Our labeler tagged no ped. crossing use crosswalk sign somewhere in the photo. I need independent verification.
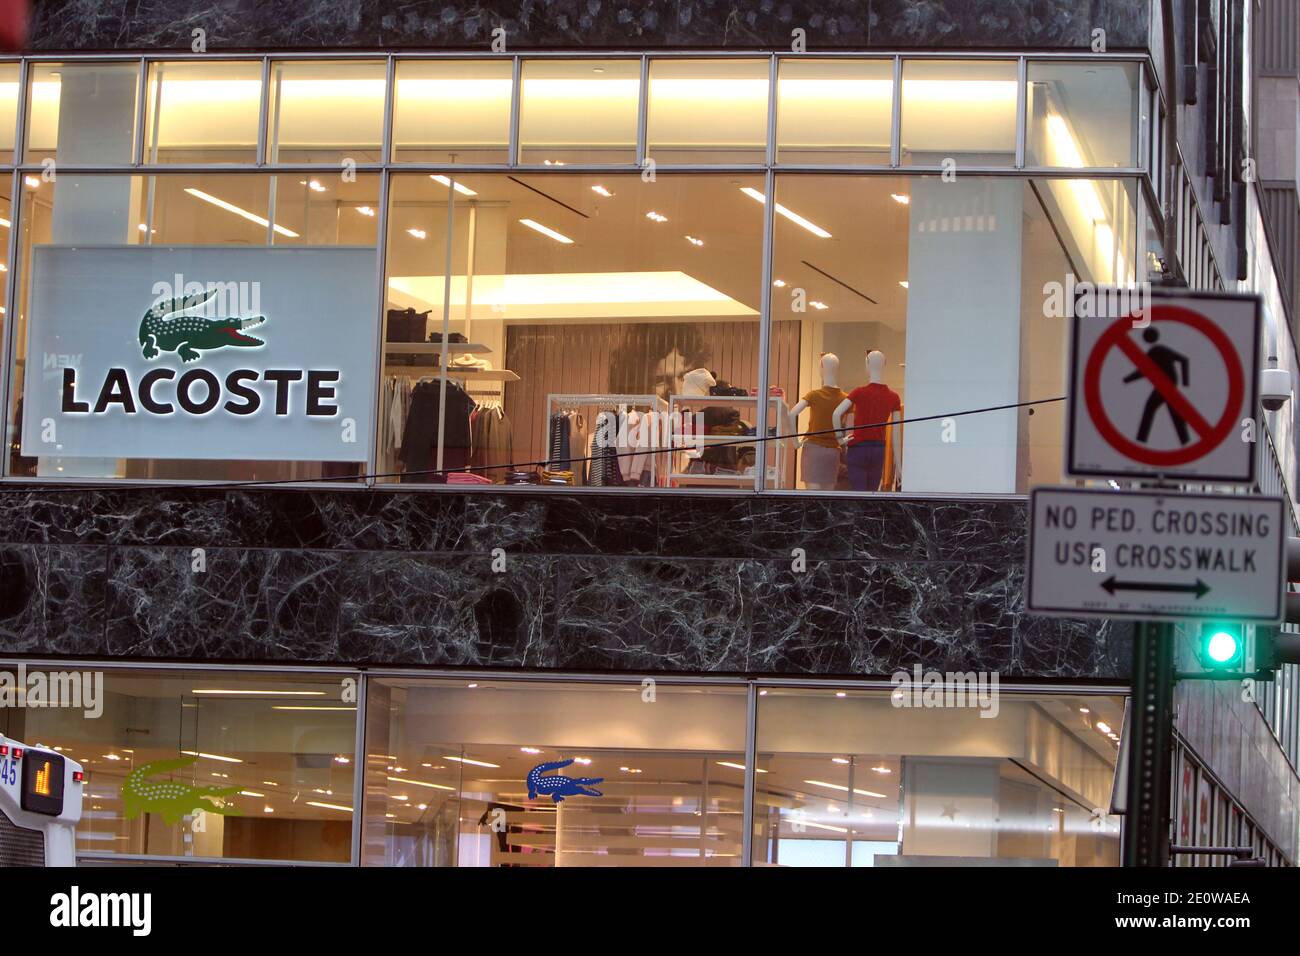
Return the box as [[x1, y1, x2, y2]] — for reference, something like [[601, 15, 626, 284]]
[[1065, 288, 1261, 484]]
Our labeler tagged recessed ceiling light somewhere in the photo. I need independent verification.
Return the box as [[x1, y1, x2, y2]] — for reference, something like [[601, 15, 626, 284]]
[[519, 218, 574, 244], [180, 750, 243, 764], [1079, 707, 1091, 714], [520, 747, 542, 754], [831, 757, 850, 764], [191, 689, 325, 696], [803, 779, 887, 799], [739, 187, 831, 238], [591, 185, 614, 197], [811, 301, 829, 311], [356, 206, 376, 217], [772, 279, 786, 288], [898, 281, 909, 289], [407, 228, 427, 240], [891, 193, 910, 205], [542, 159, 566, 166], [872, 766, 892, 774], [24, 176, 40, 188], [645, 211, 668, 223], [431, 174, 477, 196], [716, 761, 768, 773], [1096, 722, 1112, 734], [684, 235, 704, 246], [443, 755, 500, 768]]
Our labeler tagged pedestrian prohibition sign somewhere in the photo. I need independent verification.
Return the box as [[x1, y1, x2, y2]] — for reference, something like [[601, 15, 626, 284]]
[[1066, 289, 1261, 484]]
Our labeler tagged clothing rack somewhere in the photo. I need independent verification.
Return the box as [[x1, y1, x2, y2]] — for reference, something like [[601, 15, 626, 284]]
[[544, 393, 668, 487]]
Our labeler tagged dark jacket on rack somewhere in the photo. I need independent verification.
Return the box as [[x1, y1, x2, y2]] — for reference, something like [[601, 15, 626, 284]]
[[400, 380, 475, 480]]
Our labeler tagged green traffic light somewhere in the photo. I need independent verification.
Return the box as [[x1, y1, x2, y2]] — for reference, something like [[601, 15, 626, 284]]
[[1206, 630, 1240, 664]]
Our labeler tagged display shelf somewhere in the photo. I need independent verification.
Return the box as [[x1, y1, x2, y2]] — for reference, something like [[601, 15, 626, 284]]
[[384, 342, 492, 355], [666, 393, 792, 489]]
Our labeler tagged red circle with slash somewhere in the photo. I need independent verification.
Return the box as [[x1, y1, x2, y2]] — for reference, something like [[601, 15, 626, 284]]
[[1083, 304, 1244, 466]]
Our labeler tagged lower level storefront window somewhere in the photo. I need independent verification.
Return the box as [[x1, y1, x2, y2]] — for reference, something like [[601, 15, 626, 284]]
[[752, 688, 1124, 866], [0, 667, 357, 863]]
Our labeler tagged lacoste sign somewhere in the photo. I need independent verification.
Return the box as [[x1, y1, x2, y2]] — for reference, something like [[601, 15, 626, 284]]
[[22, 245, 378, 462]]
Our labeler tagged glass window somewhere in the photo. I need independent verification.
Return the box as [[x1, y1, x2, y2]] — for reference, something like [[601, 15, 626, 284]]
[[647, 58, 768, 164], [144, 60, 263, 164], [1026, 61, 1141, 169], [25, 61, 140, 165], [363, 678, 747, 866], [268, 60, 386, 164], [0, 61, 19, 164], [900, 59, 1017, 166], [4, 172, 381, 481], [392, 59, 512, 164], [379, 172, 766, 488], [776, 58, 893, 165], [519, 59, 639, 165], [0, 668, 357, 863], [752, 688, 1124, 866]]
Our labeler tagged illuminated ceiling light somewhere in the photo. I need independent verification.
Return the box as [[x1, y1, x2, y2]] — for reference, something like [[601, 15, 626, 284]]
[[890, 193, 911, 205], [645, 211, 668, 223], [542, 159, 566, 166], [810, 301, 829, 310], [442, 755, 500, 768], [192, 689, 325, 696], [591, 185, 614, 197], [180, 750, 244, 764], [466, 683, 478, 688], [898, 281, 909, 289], [518, 218, 574, 244], [334, 755, 350, 764], [803, 779, 887, 799], [270, 705, 357, 711], [1096, 722, 1112, 734], [1079, 707, 1091, 714], [431, 174, 477, 196], [23, 176, 40, 188], [716, 761, 768, 774], [297, 179, 326, 193], [356, 205, 376, 217], [184, 188, 300, 238], [305, 801, 354, 813], [872, 766, 892, 774], [758, 690, 768, 696], [238, 790, 265, 798], [407, 228, 427, 240], [387, 776, 455, 791], [684, 235, 704, 246], [263, 806, 275, 813], [137, 223, 148, 233], [834, 690, 847, 696], [572, 757, 592, 765], [772, 279, 786, 288], [831, 757, 850, 765], [261, 781, 278, 787], [0, 217, 9, 227], [793, 819, 849, 834], [520, 747, 542, 754], [739, 186, 832, 238], [103, 754, 122, 761]]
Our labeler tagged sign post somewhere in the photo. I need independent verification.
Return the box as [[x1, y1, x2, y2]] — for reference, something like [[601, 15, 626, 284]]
[[1029, 288, 1269, 867]]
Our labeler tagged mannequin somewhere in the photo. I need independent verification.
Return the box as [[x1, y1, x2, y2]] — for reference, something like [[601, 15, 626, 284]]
[[833, 350, 901, 492], [789, 353, 847, 491]]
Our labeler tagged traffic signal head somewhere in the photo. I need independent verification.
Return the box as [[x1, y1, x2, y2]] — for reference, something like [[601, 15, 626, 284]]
[[1198, 623, 1244, 670]]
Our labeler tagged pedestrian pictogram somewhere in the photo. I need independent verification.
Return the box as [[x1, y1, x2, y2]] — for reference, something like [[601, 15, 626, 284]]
[[1067, 289, 1261, 484]]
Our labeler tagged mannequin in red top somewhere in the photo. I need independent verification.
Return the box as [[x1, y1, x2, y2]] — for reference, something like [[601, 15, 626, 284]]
[[832, 350, 900, 492]]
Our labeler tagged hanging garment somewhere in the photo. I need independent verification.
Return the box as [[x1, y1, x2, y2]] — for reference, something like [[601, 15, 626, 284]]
[[618, 409, 654, 487], [470, 404, 514, 482], [400, 380, 475, 482], [587, 410, 622, 487]]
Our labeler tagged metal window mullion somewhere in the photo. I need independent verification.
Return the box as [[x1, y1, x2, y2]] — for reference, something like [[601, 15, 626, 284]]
[[741, 682, 759, 867], [1, 167, 20, 475], [257, 56, 271, 166], [349, 671, 368, 866], [132, 58, 148, 166], [890, 56, 903, 167], [1014, 56, 1027, 169], [753, 166, 776, 493], [365, 167, 392, 489], [381, 55, 396, 164], [11, 57, 27, 164], [765, 53, 777, 167], [508, 56, 522, 166], [636, 55, 649, 166]]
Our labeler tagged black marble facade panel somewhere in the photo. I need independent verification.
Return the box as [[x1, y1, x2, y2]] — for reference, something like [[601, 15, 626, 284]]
[[104, 546, 344, 661], [27, 0, 1150, 51], [553, 555, 751, 672], [0, 544, 106, 655], [0, 485, 1128, 680], [336, 551, 555, 667]]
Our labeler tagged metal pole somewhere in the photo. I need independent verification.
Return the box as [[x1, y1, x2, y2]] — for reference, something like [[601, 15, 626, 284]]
[[1123, 620, 1176, 866]]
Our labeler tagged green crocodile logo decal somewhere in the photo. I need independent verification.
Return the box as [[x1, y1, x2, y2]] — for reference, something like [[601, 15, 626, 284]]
[[122, 756, 241, 826], [139, 288, 266, 364]]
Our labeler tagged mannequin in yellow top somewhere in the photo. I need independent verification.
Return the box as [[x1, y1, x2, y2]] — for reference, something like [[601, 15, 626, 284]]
[[789, 353, 847, 491]]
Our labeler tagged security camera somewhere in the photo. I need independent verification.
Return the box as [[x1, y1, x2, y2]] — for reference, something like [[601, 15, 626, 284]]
[[1261, 367, 1292, 412]]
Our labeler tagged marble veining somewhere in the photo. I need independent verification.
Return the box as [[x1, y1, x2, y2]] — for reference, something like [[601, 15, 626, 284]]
[[27, 0, 1150, 51], [0, 484, 1130, 679]]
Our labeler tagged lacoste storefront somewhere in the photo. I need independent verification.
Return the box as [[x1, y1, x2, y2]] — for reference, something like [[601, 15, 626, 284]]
[[0, 664, 1127, 866]]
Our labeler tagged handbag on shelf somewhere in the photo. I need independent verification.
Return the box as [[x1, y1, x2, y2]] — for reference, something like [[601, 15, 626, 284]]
[[386, 307, 431, 343]]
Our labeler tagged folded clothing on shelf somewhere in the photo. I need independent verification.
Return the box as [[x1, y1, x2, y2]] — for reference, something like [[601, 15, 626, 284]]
[[429, 331, 468, 344], [506, 469, 540, 484], [447, 471, 492, 484]]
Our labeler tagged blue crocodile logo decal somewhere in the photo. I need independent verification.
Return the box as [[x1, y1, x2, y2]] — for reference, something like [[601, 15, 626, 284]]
[[526, 759, 604, 803]]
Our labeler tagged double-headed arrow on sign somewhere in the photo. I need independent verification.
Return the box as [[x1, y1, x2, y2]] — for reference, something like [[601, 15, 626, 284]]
[[1100, 576, 1211, 599]]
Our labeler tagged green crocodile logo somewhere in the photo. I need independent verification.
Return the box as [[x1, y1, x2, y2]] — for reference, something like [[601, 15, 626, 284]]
[[139, 288, 266, 364], [122, 756, 241, 826]]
